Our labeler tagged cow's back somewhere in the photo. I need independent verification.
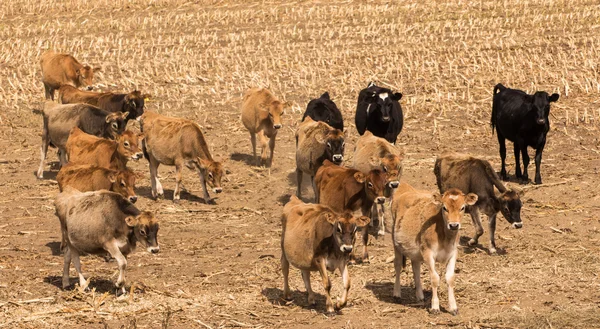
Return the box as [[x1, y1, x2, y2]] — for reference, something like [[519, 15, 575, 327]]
[[353, 131, 395, 172], [316, 164, 360, 213], [58, 85, 102, 105], [67, 129, 116, 168], [142, 113, 205, 164], [241, 88, 274, 132], [40, 51, 81, 88], [57, 164, 113, 192], [44, 102, 90, 149], [296, 119, 330, 174], [434, 153, 498, 202]]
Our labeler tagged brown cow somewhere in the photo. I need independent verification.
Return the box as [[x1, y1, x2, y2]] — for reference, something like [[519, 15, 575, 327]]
[[37, 102, 127, 179], [314, 160, 387, 262], [55, 188, 159, 294], [434, 152, 523, 254], [58, 85, 148, 122], [141, 111, 224, 203], [240, 88, 290, 166], [295, 117, 345, 199], [66, 127, 143, 170], [40, 50, 101, 100], [57, 164, 138, 202], [281, 195, 369, 313], [353, 130, 404, 237], [391, 183, 477, 315]]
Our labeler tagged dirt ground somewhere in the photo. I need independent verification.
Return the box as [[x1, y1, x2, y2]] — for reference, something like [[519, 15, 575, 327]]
[[1, 0, 600, 328]]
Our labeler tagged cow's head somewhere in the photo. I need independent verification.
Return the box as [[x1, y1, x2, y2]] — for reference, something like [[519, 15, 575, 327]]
[[369, 153, 403, 189], [109, 169, 138, 204], [124, 91, 149, 120], [532, 91, 559, 125], [434, 188, 478, 231], [354, 169, 387, 205], [126, 211, 160, 254], [189, 158, 224, 194], [267, 100, 290, 130], [77, 65, 101, 90], [116, 130, 144, 161], [322, 210, 370, 254], [364, 85, 402, 122], [316, 128, 345, 164], [498, 189, 523, 229], [105, 111, 128, 139]]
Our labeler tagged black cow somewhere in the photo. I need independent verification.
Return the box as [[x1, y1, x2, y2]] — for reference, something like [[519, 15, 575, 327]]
[[491, 83, 559, 184], [301, 92, 344, 131], [355, 82, 403, 144]]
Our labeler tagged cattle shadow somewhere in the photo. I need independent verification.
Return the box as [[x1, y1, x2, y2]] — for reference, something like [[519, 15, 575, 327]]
[[364, 281, 430, 310], [135, 186, 216, 204], [287, 171, 317, 201], [261, 287, 331, 313], [458, 236, 507, 255], [44, 275, 118, 294], [499, 172, 529, 185], [45, 242, 62, 256], [230, 152, 257, 166]]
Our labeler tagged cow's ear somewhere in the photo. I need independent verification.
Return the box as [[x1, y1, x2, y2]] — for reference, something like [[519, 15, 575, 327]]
[[198, 157, 211, 170], [369, 156, 380, 167], [432, 192, 442, 205], [315, 133, 327, 145], [355, 216, 371, 228], [353, 172, 366, 183], [392, 92, 403, 101], [125, 216, 137, 227], [321, 92, 330, 99], [367, 81, 375, 88], [465, 193, 478, 206], [75, 69, 81, 76], [107, 172, 117, 183], [121, 112, 129, 119], [137, 132, 145, 140], [323, 212, 337, 225], [549, 93, 559, 102], [93, 67, 102, 73]]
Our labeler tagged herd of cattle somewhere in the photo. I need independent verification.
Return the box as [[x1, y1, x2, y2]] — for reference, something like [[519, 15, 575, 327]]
[[35, 50, 560, 315]]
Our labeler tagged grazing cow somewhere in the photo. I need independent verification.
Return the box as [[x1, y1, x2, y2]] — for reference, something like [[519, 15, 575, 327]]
[[491, 83, 559, 184], [355, 82, 404, 144], [434, 152, 523, 254], [141, 111, 224, 203], [314, 160, 387, 262], [392, 183, 477, 315], [55, 188, 159, 294], [353, 130, 404, 236], [281, 195, 369, 313], [37, 101, 127, 179], [40, 50, 101, 100], [240, 88, 290, 166], [58, 85, 148, 122], [301, 92, 344, 130], [295, 117, 345, 199], [57, 164, 138, 202], [66, 127, 144, 171]]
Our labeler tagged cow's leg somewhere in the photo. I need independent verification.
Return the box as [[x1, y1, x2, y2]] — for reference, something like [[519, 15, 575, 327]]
[[534, 144, 545, 185], [257, 131, 268, 166], [316, 258, 334, 313], [336, 262, 350, 309], [268, 133, 277, 167], [105, 241, 127, 295], [497, 132, 508, 180], [412, 258, 424, 302], [70, 248, 88, 292], [311, 176, 319, 203], [445, 252, 458, 315], [296, 168, 303, 198], [44, 83, 53, 100], [37, 126, 49, 179], [488, 213, 498, 254], [513, 142, 522, 179], [301, 270, 316, 306], [520, 143, 530, 182], [467, 207, 484, 246], [361, 226, 369, 263], [393, 247, 403, 299], [377, 203, 385, 236], [196, 169, 212, 203], [148, 157, 163, 199], [58, 147, 68, 167], [249, 132, 257, 165], [281, 253, 291, 300], [62, 247, 72, 289], [424, 251, 440, 313], [173, 164, 182, 202]]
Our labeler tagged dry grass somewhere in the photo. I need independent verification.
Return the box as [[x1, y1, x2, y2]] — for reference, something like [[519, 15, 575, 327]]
[[0, 0, 599, 328]]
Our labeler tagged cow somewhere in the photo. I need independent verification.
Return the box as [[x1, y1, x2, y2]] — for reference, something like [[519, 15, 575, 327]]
[[66, 127, 144, 171], [140, 111, 224, 203], [55, 188, 159, 294], [40, 50, 101, 100], [57, 164, 138, 202], [355, 82, 404, 144], [434, 152, 523, 254], [391, 183, 477, 315], [240, 88, 290, 167], [314, 160, 387, 262], [295, 117, 345, 199], [491, 83, 559, 184], [301, 92, 344, 130], [58, 85, 148, 122], [37, 101, 127, 179], [353, 130, 404, 236], [281, 195, 369, 313]]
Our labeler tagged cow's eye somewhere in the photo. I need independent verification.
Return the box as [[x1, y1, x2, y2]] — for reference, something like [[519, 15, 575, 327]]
[[124, 141, 130, 147], [383, 166, 388, 172], [443, 206, 448, 212], [460, 206, 465, 211], [208, 172, 213, 179], [368, 182, 373, 189], [341, 142, 345, 148], [121, 181, 126, 187], [327, 142, 332, 148], [112, 122, 118, 129], [140, 229, 147, 236], [337, 224, 342, 233]]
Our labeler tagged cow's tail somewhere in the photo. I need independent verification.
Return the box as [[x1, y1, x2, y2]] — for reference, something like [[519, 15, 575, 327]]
[[483, 159, 507, 193], [491, 83, 506, 134]]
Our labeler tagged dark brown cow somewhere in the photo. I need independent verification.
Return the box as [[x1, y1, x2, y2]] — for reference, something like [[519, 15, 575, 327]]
[[40, 50, 101, 100], [314, 160, 387, 262]]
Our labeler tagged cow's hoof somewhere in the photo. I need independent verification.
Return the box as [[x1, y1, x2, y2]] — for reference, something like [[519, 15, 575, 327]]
[[535, 178, 542, 185], [282, 293, 292, 301], [429, 308, 441, 315], [206, 199, 217, 205], [392, 296, 402, 303], [377, 230, 385, 237], [449, 309, 459, 316], [489, 247, 497, 255], [335, 300, 346, 309], [468, 239, 478, 246]]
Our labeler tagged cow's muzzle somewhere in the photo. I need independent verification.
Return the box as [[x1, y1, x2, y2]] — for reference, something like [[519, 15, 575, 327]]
[[129, 196, 138, 203], [536, 118, 545, 125], [273, 124, 282, 129], [86, 86, 94, 91], [448, 223, 461, 230], [513, 222, 523, 229], [213, 187, 223, 193], [148, 246, 160, 254], [132, 152, 143, 161], [332, 154, 343, 163], [389, 181, 399, 189], [382, 116, 391, 122], [376, 197, 386, 204], [340, 244, 353, 253]]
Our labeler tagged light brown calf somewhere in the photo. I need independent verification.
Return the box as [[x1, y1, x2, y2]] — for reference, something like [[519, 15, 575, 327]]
[[40, 50, 101, 100], [66, 127, 143, 170], [391, 183, 477, 315], [281, 195, 369, 313], [141, 111, 224, 203], [57, 164, 138, 202], [240, 88, 290, 166]]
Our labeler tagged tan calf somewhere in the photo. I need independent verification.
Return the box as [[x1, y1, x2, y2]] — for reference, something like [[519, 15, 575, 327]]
[[240, 88, 290, 166], [281, 195, 369, 313], [40, 50, 101, 100], [57, 164, 138, 202], [66, 127, 143, 170], [141, 111, 224, 203], [391, 183, 477, 315]]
